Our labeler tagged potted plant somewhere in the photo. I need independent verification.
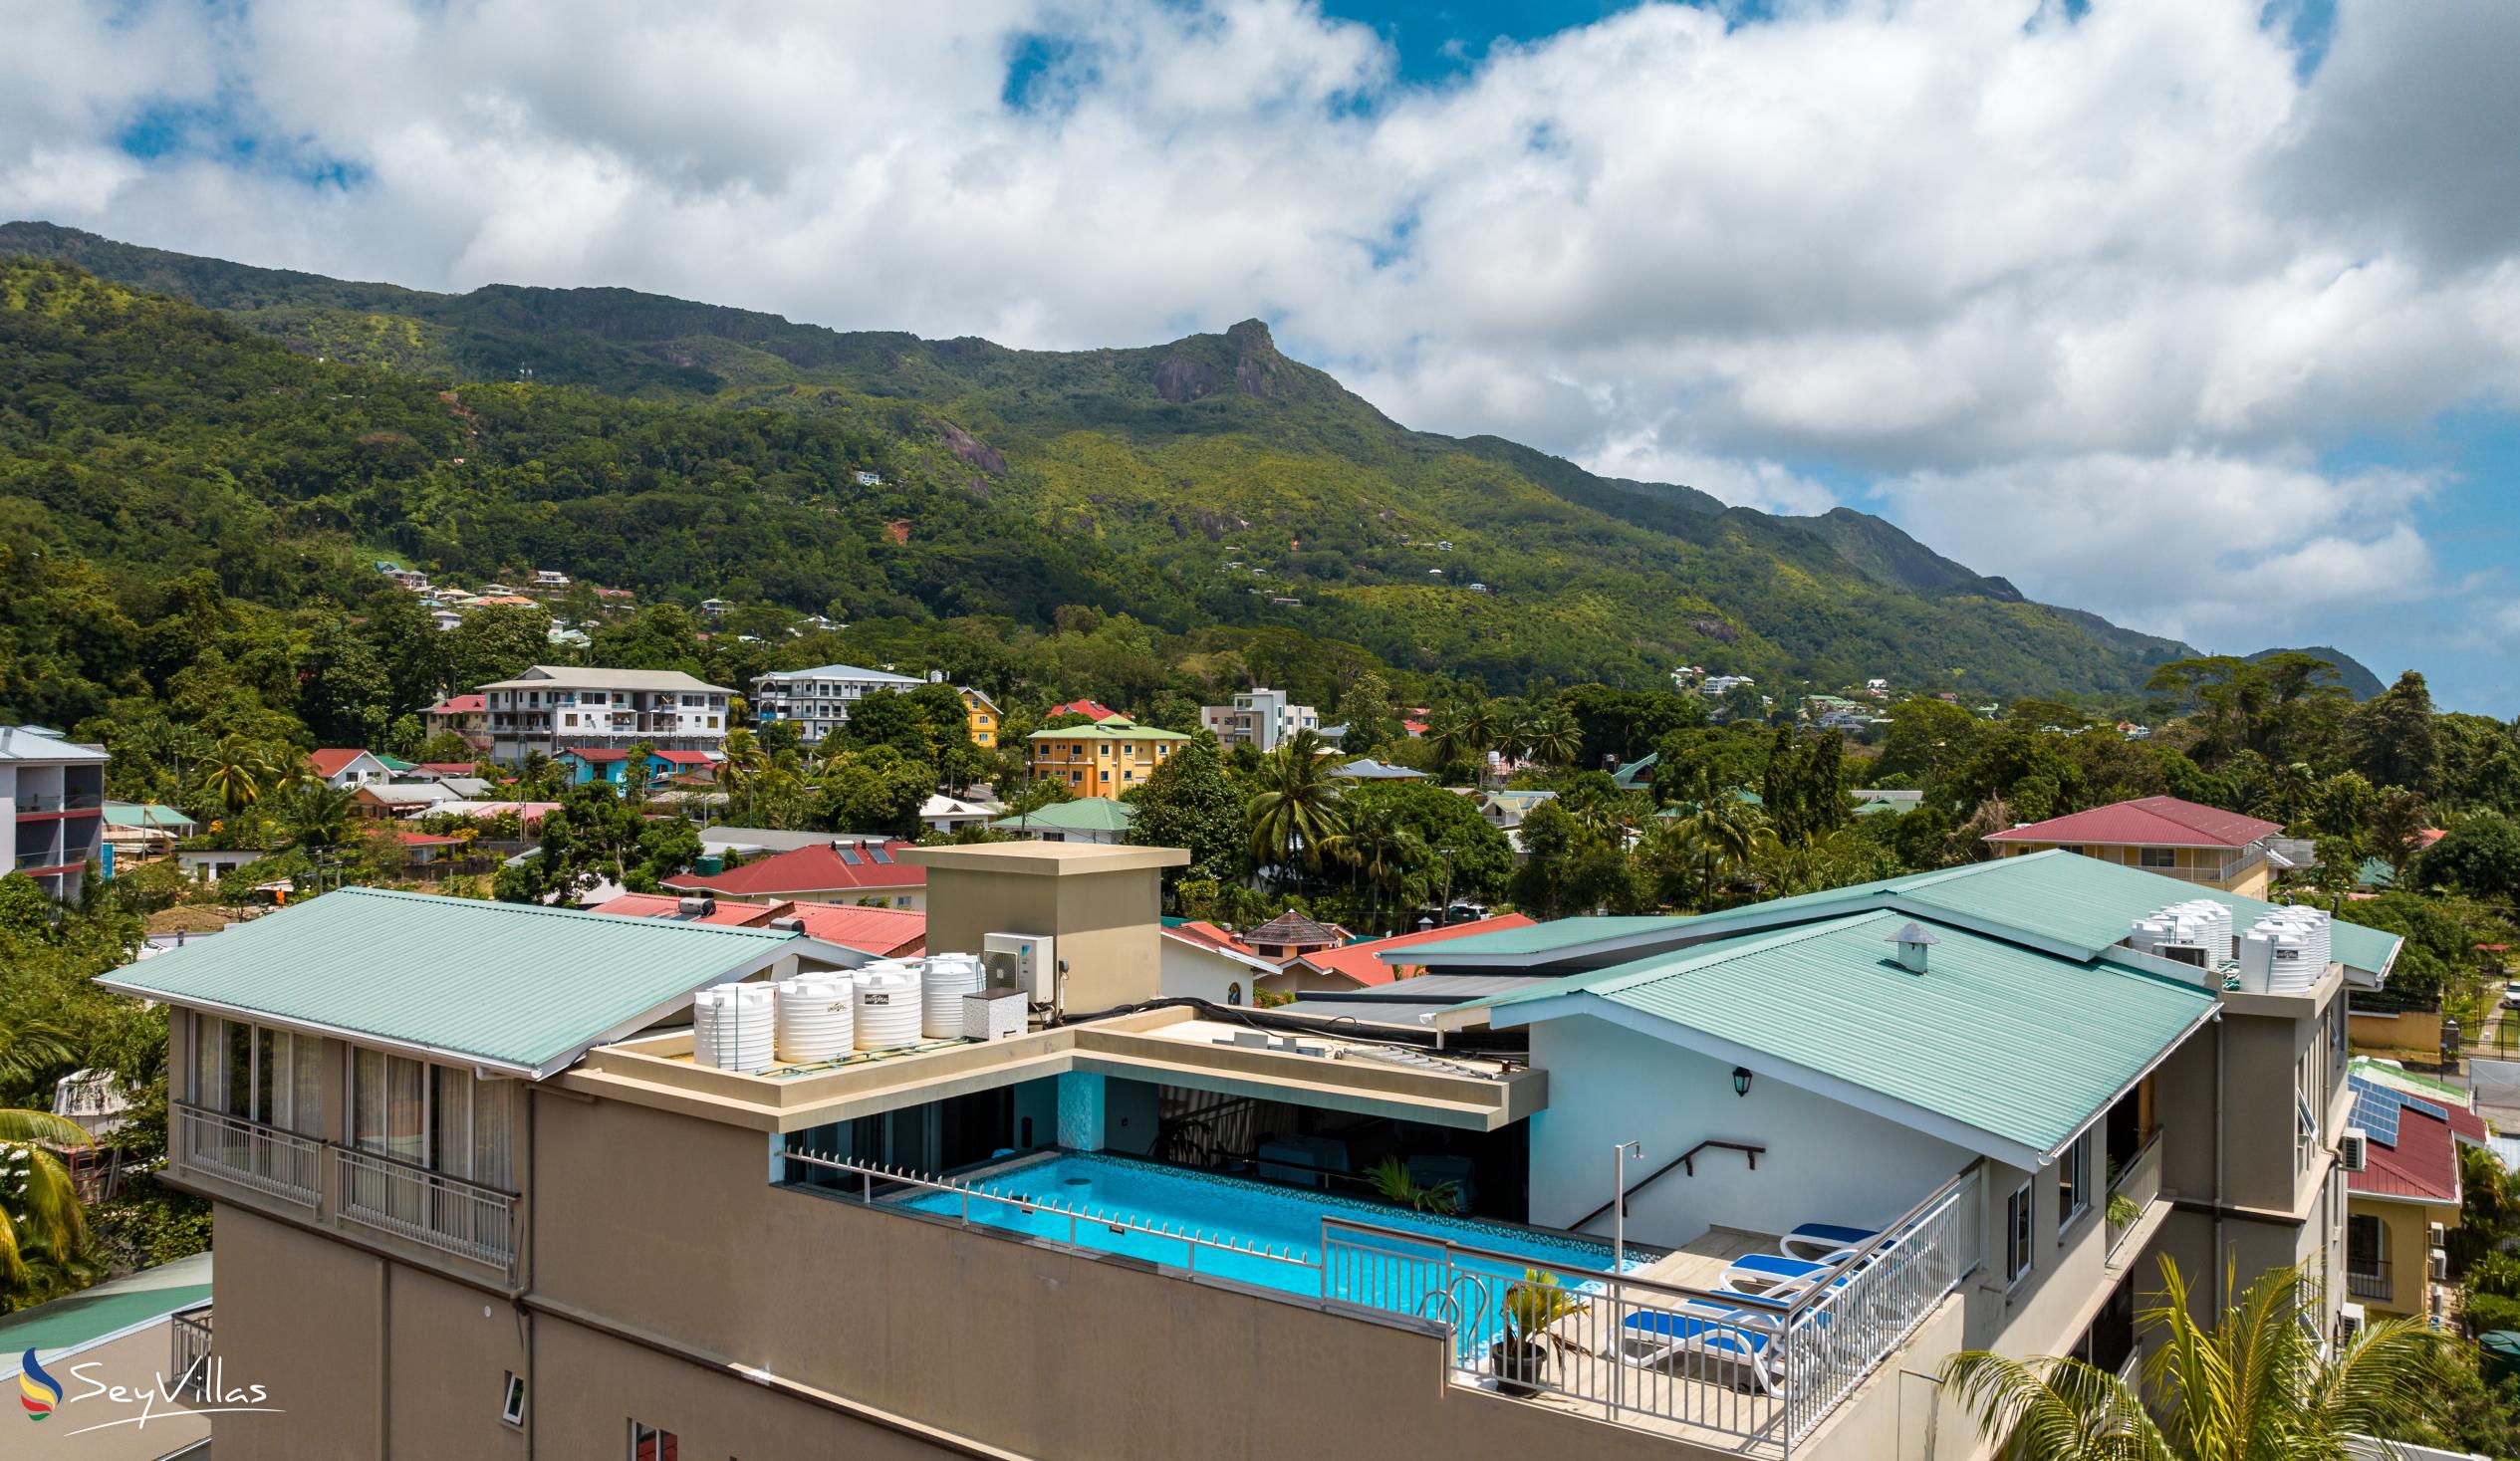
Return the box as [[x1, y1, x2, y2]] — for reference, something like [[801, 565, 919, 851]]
[[1490, 1270, 1589, 1395], [1364, 1157, 1461, 1215]]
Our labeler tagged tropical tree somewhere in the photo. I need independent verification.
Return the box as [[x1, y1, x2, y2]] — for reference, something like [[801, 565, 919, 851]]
[[1942, 1258, 2456, 1461], [1339, 796, 1427, 932], [1246, 729, 1349, 884], [193, 735, 276, 816], [270, 778, 358, 863], [1524, 704, 1582, 770], [0, 1106, 93, 1295]]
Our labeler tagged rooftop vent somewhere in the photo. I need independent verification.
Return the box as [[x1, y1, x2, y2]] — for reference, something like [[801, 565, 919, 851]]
[[1887, 921, 1939, 973]]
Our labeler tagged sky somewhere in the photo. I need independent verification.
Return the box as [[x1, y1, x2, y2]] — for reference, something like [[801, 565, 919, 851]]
[[6, 1, 2517, 713]]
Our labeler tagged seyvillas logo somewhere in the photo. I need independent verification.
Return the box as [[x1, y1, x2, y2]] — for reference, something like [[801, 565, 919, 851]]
[[19, 1348, 62, 1420]]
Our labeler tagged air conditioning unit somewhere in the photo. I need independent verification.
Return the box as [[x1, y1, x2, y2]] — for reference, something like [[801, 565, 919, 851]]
[[2336, 1302, 2365, 1342], [981, 931, 1057, 1002], [2337, 1127, 2368, 1173], [2430, 1248, 2449, 1283], [2429, 1221, 2448, 1248]]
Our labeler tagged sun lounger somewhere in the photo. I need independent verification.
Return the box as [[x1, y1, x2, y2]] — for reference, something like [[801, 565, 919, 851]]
[[1780, 1222, 1880, 1263], [1618, 1305, 1784, 1395]]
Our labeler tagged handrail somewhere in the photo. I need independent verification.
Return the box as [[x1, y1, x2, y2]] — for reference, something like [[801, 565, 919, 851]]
[[1780, 1159, 1979, 1326], [780, 1148, 1317, 1272], [1568, 1139, 1766, 1233]]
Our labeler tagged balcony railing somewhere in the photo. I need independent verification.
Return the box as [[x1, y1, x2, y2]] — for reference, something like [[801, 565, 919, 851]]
[[169, 1306, 213, 1401], [14, 792, 105, 815], [174, 1102, 323, 1208], [338, 1145, 518, 1272], [2347, 1260, 2391, 1304], [173, 1101, 517, 1277], [2107, 1128, 2165, 1261]]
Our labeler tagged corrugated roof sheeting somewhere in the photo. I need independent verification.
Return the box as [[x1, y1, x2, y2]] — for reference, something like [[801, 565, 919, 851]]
[[1492, 909, 2216, 1156], [101, 886, 793, 1073]]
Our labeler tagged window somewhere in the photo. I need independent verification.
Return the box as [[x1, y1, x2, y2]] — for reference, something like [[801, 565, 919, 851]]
[[501, 1372, 526, 1426], [349, 1051, 513, 1185], [191, 1016, 322, 1132], [629, 1419, 677, 1460], [2005, 1179, 2035, 1284], [2140, 847, 2176, 868], [2058, 1138, 2088, 1233], [2058, 845, 2083, 856]]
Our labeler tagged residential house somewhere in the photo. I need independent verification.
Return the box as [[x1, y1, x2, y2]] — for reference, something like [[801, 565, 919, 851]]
[[556, 747, 631, 786], [663, 837, 928, 909], [1331, 758, 1425, 781], [533, 570, 571, 589], [750, 663, 924, 746], [919, 794, 998, 836], [1243, 909, 1346, 966], [1476, 789, 1556, 832], [1, 723, 109, 900], [1155, 919, 1278, 1006], [107, 841, 2389, 1461], [1700, 674, 1755, 697], [350, 782, 464, 819], [698, 599, 731, 615], [1984, 795, 2284, 898], [588, 891, 927, 960], [2343, 1059, 2488, 1326], [1029, 719, 1188, 795], [477, 666, 733, 764], [989, 797, 1134, 845], [1046, 698, 1124, 723], [1276, 914, 1539, 994], [1200, 688, 1321, 752], [308, 749, 392, 791], [103, 801, 197, 866], [958, 686, 1001, 749], [1609, 753, 1656, 793]]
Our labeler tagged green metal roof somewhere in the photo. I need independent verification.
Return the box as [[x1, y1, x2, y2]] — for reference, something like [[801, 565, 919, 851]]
[[103, 801, 197, 831], [98, 887, 800, 1077], [1485, 909, 2216, 1159], [1026, 719, 1189, 742], [991, 797, 1136, 833], [1422, 850, 2401, 979], [0, 1252, 211, 1359]]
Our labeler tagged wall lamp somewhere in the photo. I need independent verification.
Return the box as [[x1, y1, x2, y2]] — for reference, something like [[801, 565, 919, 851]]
[[1732, 1067, 1754, 1098]]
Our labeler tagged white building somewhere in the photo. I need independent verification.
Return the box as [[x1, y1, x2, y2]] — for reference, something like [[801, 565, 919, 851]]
[[476, 666, 734, 764], [751, 663, 925, 745], [533, 570, 571, 588], [0, 724, 109, 900], [1198, 688, 1320, 753], [1702, 674, 1756, 697]]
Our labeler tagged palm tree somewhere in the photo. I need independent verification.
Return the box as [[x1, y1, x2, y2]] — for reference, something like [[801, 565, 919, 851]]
[[1943, 1258, 2455, 1461], [0, 1106, 93, 1293], [194, 736, 276, 817], [1524, 704, 1582, 770], [1340, 798, 1427, 932], [720, 727, 767, 822], [1420, 703, 1473, 775], [1246, 729, 1349, 885], [272, 779, 358, 860]]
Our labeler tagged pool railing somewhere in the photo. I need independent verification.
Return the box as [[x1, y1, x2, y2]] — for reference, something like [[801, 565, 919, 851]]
[[779, 1148, 1319, 1278]]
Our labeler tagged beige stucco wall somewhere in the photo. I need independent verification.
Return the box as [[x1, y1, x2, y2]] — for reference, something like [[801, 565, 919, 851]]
[[917, 858, 1169, 1015], [2351, 1195, 2455, 1321]]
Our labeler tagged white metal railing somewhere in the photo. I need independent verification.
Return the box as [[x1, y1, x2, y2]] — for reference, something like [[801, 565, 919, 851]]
[[336, 1146, 517, 1274], [169, 1306, 213, 1402], [779, 1150, 1318, 1279], [174, 1102, 323, 1208], [1781, 1164, 1981, 1444], [2107, 1129, 2165, 1260]]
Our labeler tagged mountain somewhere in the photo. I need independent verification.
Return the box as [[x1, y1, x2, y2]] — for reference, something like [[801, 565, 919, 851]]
[[0, 221, 2197, 697], [2247, 646, 2386, 700]]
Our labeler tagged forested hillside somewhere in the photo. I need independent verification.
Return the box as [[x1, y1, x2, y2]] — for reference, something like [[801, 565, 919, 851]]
[[0, 221, 2196, 702]]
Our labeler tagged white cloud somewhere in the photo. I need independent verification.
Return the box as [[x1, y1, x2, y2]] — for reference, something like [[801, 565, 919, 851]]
[[3, 0, 2517, 702]]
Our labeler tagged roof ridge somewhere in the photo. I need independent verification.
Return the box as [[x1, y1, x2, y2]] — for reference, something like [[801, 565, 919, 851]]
[[336, 885, 792, 938], [1584, 909, 1898, 997]]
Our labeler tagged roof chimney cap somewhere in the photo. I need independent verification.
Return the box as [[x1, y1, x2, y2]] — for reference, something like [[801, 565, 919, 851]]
[[1887, 921, 1938, 972]]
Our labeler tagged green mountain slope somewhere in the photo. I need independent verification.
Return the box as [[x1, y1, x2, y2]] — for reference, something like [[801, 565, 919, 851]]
[[2248, 646, 2385, 700], [0, 221, 2196, 696]]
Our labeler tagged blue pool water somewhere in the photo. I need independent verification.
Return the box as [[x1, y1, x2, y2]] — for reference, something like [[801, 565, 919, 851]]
[[891, 1151, 1633, 1342]]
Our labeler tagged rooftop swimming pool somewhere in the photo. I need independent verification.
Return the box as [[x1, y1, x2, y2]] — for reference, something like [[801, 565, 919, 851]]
[[890, 1151, 1638, 1341]]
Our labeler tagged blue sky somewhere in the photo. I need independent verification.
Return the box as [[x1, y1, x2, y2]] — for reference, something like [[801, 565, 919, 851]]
[[8, 0, 2516, 714]]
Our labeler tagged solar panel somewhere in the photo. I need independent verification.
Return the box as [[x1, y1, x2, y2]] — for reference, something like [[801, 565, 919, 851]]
[[837, 848, 861, 865], [868, 845, 892, 864], [2343, 1074, 2447, 1148]]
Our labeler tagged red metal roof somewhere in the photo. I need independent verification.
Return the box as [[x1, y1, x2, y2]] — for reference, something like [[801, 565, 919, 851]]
[[561, 747, 630, 763], [663, 841, 926, 897], [416, 762, 481, 775], [309, 748, 378, 777], [1982, 796, 2282, 850], [651, 749, 718, 766], [586, 892, 925, 956], [425, 694, 486, 715], [386, 829, 463, 848], [1294, 915, 1539, 988], [1048, 699, 1122, 722], [2349, 1078, 2489, 1204], [1166, 920, 1260, 957], [587, 892, 768, 927]]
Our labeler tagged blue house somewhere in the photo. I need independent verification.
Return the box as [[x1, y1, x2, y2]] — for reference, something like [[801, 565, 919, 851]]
[[556, 747, 630, 786]]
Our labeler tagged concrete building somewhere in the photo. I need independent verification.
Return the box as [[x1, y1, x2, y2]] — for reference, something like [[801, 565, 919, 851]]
[[1984, 796, 2285, 899], [750, 663, 923, 745], [1029, 718, 1188, 795], [422, 693, 491, 753], [477, 667, 733, 764], [958, 686, 1001, 749], [1200, 687, 1320, 753], [2, 723, 109, 899], [98, 845, 2392, 1461]]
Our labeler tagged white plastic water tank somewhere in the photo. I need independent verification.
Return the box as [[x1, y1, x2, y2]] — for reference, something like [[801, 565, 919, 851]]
[[774, 974, 857, 1062], [855, 967, 924, 1050], [921, 953, 986, 1038], [692, 982, 775, 1073]]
